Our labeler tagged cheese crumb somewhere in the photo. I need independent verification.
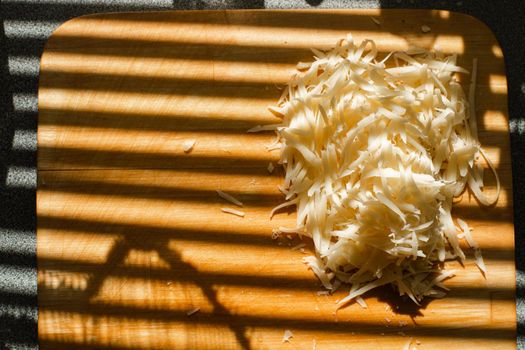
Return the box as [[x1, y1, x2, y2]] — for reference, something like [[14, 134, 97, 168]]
[[182, 139, 196, 153]]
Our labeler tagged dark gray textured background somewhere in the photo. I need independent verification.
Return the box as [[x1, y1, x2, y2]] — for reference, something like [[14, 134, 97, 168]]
[[0, 0, 523, 349]]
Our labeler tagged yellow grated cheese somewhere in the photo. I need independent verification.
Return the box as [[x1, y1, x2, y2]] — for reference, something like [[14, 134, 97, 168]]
[[263, 34, 499, 308]]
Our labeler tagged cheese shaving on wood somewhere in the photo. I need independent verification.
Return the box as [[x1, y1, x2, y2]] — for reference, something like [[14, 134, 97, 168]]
[[216, 190, 243, 207], [356, 296, 368, 309], [421, 25, 431, 33], [282, 329, 293, 342], [186, 307, 200, 316], [267, 34, 499, 308], [292, 243, 307, 251], [221, 207, 245, 217]]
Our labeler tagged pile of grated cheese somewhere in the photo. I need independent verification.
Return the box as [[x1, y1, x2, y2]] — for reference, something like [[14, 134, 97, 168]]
[[267, 34, 499, 307]]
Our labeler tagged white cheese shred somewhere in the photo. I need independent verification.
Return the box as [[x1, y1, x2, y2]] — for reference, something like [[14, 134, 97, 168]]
[[216, 190, 243, 207], [291, 243, 307, 251], [186, 307, 200, 316], [356, 296, 368, 309], [267, 34, 499, 308], [282, 329, 293, 343], [221, 207, 245, 217], [403, 337, 413, 350]]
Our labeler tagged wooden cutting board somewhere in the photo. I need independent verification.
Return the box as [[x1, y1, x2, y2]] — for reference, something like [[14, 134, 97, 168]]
[[37, 9, 515, 350]]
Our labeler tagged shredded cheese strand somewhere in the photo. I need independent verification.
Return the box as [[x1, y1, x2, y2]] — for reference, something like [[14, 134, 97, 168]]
[[216, 190, 243, 207], [220, 207, 245, 217]]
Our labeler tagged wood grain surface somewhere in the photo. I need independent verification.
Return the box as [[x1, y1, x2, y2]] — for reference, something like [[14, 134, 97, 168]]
[[37, 9, 515, 350]]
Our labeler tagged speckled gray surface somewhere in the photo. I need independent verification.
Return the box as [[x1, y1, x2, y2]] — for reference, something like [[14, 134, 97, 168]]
[[0, 0, 523, 349]]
